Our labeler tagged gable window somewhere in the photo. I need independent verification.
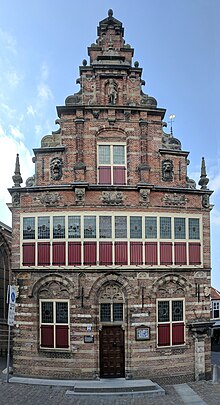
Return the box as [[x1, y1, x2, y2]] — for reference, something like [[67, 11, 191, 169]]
[[40, 300, 69, 349], [98, 144, 126, 185], [157, 299, 185, 347], [212, 302, 220, 319]]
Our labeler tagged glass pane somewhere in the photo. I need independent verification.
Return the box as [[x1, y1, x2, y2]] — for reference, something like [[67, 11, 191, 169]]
[[99, 145, 110, 164], [158, 301, 170, 322], [84, 216, 96, 238], [113, 303, 123, 321], [130, 217, 142, 238], [23, 217, 35, 239], [172, 301, 183, 321], [115, 216, 127, 238], [113, 145, 125, 164], [145, 217, 157, 239], [100, 303, 111, 322], [160, 217, 171, 239], [174, 218, 186, 239], [56, 302, 68, 323], [99, 216, 112, 238], [38, 217, 50, 239], [53, 216, 65, 239], [189, 218, 200, 239], [68, 216, 81, 238], [41, 302, 53, 323]]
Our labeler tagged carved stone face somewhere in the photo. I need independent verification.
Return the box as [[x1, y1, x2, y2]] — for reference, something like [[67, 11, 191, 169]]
[[162, 159, 173, 182], [50, 157, 63, 180]]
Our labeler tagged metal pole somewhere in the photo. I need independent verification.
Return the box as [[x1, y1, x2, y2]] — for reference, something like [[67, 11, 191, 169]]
[[212, 364, 218, 384], [6, 325, 11, 383]]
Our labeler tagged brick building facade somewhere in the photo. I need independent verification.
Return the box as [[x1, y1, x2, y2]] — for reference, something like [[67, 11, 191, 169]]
[[8, 10, 213, 383], [0, 221, 11, 355]]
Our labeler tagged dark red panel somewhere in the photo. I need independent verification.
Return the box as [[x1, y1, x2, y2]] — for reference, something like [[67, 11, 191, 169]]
[[113, 166, 126, 185], [160, 242, 173, 265], [130, 242, 143, 265], [172, 323, 184, 345], [22, 243, 35, 266], [56, 325, 69, 348], [68, 242, 81, 265], [98, 166, 111, 184], [41, 325, 54, 348], [115, 242, 128, 265], [189, 243, 201, 264], [174, 243, 187, 265], [99, 242, 113, 265], [84, 242, 97, 265], [52, 242, 66, 266], [158, 324, 170, 346], [38, 242, 50, 266], [145, 242, 158, 265]]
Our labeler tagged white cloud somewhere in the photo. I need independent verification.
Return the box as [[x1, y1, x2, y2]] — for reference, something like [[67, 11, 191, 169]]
[[0, 131, 33, 227], [27, 104, 36, 117], [0, 28, 17, 54], [35, 124, 42, 135], [9, 125, 24, 140], [6, 69, 21, 88], [37, 83, 53, 101]]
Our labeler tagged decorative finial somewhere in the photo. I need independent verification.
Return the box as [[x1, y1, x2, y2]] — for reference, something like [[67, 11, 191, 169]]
[[12, 153, 23, 187], [134, 61, 139, 68], [82, 59, 87, 66], [198, 157, 209, 189], [169, 114, 175, 137], [108, 9, 113, 17]]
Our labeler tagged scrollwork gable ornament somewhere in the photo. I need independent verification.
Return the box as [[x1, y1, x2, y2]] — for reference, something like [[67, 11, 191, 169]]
[[39, 192, 60, 206], [101, 191, 124, 205], [163, 193, 188, 206]]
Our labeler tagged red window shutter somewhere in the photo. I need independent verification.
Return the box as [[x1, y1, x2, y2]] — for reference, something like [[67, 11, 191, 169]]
[[98, 166, 111, 184], [113, 166, 126, 185], [84, 242, 97, 265], [158, 324, 170, 346], [174, 243, 187, 265], [130, 242, 143, 265], [172, 323, 184, 345], [68, 242, 81, 265], [23, 243, 35, 266], [38, 242, 50, 266], [99, 242, 113, 265], [41, 325, 54, 348], [145, 242, 158, 265], [56, 325, 69, 348], [52, 242, 66, 266], [189, 243, 201, 264], [115, 242, 128, 265], [160, 242, 173, 265]]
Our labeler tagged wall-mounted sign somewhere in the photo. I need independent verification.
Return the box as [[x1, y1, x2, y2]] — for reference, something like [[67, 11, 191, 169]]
[[135, 326, 150, 341], [84, 335, 94, 343]]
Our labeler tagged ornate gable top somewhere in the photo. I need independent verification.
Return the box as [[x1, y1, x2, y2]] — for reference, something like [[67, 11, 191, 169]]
[[97, 9, 124, 36]]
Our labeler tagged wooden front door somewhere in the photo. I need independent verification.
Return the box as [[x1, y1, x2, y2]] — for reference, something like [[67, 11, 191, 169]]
[[100, 326, 125, 378]]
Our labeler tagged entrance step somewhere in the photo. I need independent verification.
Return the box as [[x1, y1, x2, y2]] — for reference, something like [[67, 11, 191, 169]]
[[66, 378, 165, 397]]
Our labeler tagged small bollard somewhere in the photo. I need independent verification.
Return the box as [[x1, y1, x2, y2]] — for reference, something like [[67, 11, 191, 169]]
[[212, 364, 218, 384]]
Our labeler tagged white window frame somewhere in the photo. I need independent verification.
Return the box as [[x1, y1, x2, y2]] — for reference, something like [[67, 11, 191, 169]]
[[97, 142, 127, 185], [212, 301, 220, 319], [157, 298, 185, 348], [39, 299, 70, 350]]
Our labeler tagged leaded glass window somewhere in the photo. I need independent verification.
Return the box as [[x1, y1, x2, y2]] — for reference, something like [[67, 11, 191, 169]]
[[23, 217, 35, 239], [160, 217, 171, 239], [172, 301, 183, 321], [41, 302, 53, 323], [84, 216, 96, 238], [68, 216, 81, 238], [158, 301, 170, 322], [113, 303, 123, 321], [99, 145, 110, 164], [130, 216, 142, 238], [53, 216, 65, 239], [38, 217, 50, 239], [115, 216, 127, 238], [100, 303, 111, 322], [99, 216, 112, 238], [174, 218, 186, 239], [56, 302, 68, 323], [113, 145, 125, 164], [145, 217, 157, 239], [189, 218, 200, 239]]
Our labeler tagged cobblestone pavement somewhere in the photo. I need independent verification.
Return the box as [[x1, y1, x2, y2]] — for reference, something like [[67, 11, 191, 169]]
[[0, 380, 220, 405]]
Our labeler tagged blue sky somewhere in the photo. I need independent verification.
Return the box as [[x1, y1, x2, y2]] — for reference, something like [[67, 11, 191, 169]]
[[0, 0, 219, 288]]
